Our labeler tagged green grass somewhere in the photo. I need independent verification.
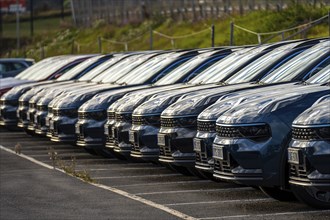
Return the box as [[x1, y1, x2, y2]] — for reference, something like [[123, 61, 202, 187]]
[[2, 4, 329, 60]]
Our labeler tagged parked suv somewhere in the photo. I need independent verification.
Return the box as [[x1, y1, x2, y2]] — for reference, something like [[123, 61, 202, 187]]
[[75, 48, 232, 155], [128, 40, 324, 175], [288, 96, 330, 209], [212, 66, 329, 201], [48, 50, 199, 143], [0, 55, 94, 129]]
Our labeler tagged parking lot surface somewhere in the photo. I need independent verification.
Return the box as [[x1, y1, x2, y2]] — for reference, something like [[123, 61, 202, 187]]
[[1, 131, 330, 220]]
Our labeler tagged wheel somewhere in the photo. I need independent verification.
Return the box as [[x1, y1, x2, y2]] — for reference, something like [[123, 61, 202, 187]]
[[291, 185, 330, 209], [260, 186, 297, 201]]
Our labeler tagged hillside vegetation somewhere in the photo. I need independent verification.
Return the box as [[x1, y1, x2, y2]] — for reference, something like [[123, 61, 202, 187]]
[[2, 4, 329, 60]]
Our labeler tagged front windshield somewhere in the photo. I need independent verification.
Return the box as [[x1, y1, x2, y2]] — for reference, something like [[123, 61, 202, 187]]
[[100, 54, 159, 83], [188, 47, 265, 85], [57, 55, 103, 81], [260, 42, 330, 84], [225, 44, 302, 84], [154, 51, 220, 85], [307, 64, 330, 84], [78, 55, 124, 81], [115, 53, 179, 85], [90, 54, 144, 83], [16, 57, 62, 80]]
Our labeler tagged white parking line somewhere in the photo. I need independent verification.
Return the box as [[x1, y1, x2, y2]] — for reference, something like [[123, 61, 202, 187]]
[[75, 167, 167, 172], [135, 187, 249, 196], [114, 180, 211, 187], [198, 210, 330, 220], [94, 173, 182, 179], [164, 198, 271, 206], [0, 145, 197, 220]]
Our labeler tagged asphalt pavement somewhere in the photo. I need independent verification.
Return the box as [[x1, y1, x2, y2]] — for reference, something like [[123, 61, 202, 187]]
[[1, 130, 330, 220]]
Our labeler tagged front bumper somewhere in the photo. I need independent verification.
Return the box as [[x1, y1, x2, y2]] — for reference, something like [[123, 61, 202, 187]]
[[0, 105, 18, 127], [212, 137, 278, 187], [289, 140, 330, 191], [194, 134, 216, 173], [34, 110, 49, 135], [129, 125, 160, 161], [157, 127, 197, 167], [75, 119, 106, 147], [112, 122, 133, 156], [26, 109, 37, 131], [49, 116, 77, 143]]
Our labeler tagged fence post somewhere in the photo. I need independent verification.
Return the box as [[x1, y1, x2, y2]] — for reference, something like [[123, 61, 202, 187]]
[[40, 45, 45, 59], [98, 36, 102, 53], [211, 24, 215, 47], [149, 26, 153, 50], [328, 10, 330, 37], [230, 21, 234, 46], [71, 40, 75, 54]]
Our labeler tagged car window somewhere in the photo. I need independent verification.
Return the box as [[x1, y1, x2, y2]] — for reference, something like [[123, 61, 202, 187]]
[[260, 42, 329, 84]]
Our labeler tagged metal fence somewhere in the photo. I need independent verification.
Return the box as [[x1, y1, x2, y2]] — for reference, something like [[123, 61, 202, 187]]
[[71, 0, 330, 26]]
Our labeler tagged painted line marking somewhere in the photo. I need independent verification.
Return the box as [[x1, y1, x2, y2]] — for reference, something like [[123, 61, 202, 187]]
[[135, 187, 249, 196], [94, 173, 182, 179], [198, 210, 330, 220], [75, 167, 167, 172], [0, 145, 196, 220], [164, 198, 271, 206], [114, 180, 211, 188]]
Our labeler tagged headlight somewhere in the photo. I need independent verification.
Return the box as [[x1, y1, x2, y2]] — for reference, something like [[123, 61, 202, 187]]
[[1, 99, 18, 106], [115, 113, 132, 122], [19, 101, 29, 107], [132, 115, 160, 126], [89, 111, 107, 121], [317, 126, 330, 140], [37, 105, 48, 111], [61, 109, 78, 118], [216, 123, 271, 142], [161, 116, 197, 128]]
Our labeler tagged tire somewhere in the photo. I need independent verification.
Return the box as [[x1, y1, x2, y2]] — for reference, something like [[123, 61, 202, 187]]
[[291, 185, 330, 209], [260, 186, 297, 201]]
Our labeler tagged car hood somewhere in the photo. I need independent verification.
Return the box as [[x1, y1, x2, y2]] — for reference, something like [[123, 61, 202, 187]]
[[132, 83, 224, 116], [198, 83, 299, 121], [160, 83, 259, 117], [293, 96, 330, 126], [0, 77, 35, 90], [64, 85, 150, 110], [216, 85, 330, 124]]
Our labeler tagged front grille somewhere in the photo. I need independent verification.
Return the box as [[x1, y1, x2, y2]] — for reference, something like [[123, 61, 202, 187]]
[[213, 151, 238, 175], [159, 145, 172, 157], [107, 111, 115, 120], [29, 103, 36, 109], [19, 101, 28, 107], [195, 151, 208, 164], [78, 112, 86, 120], [37, 105, 47, 111], [216, 126, 240, 138], [115, 113, 131, 123], [292, 127, 319, 140], [161, 118, 176, 128], [198, 120, 216, 132], [132, 116, 144, 125], [53, 109, 60, 117]]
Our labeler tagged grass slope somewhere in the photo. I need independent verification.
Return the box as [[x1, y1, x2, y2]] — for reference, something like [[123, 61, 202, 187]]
[[1, 4, 329, 60]]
